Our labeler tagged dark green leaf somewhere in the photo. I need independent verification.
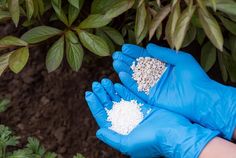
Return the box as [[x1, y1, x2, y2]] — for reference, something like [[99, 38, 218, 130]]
[[104, 0, 135, 19], [165, 1, 180, 48], [21, 26, 62, 44], [46, 36, 64, 72], [198, 8, 223, 51], [0, 98, 10, 112], [223, 50, 236, 82], [173, 4, 196, 50], [182, 25, 196, 47], [68, 0, 80, 9], [219, 16, 236, 35], [8, 0, 20, 26], [0, 53, 10, 76], [9, 47, 29, 73], [229, 35, 236, 60], [91, 0, 116, 14], [25, 0, 34, 20], [149, 4, 170, 40], [135, 2, 146, 42], [51, 0, 68, 25], [218, 51, 228, 82], [44, 152, 57, 158], [37, 0, 44, 15], [156, 23, 162, 40], [128, 29, 136, 44], [78, 14, 112, 29], [102, 27, 124, 45], [0, 10, 11, 21], [77, 30, 110, 56], [201, 41, 216, 72], [66, 31, 84, 71], [196, 28, 205, 45], [96, 29, 115, 53], [0, 36, 27, 47], [191, 13, 202, 28]]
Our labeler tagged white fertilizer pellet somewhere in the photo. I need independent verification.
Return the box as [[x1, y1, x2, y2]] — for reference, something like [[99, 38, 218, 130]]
[[106, 99, 144, 135], [131, 57, 166, 94]]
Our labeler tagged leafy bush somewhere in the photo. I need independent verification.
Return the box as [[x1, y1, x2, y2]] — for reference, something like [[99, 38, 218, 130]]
[[0, 0, 236, 82]]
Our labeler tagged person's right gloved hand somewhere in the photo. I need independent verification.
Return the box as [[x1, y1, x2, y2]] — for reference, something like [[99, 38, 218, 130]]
[[112, 43, 236, 140], [85, 79, 219, 158]]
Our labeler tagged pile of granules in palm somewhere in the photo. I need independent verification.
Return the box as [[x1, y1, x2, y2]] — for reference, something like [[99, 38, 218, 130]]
[[106, 99, 144, 135], [131, 57, 166, 94]]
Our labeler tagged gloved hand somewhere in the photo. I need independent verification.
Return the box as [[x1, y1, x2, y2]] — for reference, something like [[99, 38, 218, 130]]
[[112, 43, 236, 140], [85, 78, 219, 158]]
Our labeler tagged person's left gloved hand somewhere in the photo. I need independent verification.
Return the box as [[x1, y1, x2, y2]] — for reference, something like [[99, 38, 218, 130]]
[[85, 79, 218, 158]]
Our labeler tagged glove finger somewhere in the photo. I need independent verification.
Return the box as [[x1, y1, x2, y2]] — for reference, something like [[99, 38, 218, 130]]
[[118, 72, 148, 102], [122, 44, 150, 58], [112, 51, 134, 66], [92, 82, 113, 109], [113, 60, 133, 75], [96, 128, 127, 154], [85, 91, 109, 128], [146, 43, 183, 65], [101, 78, 121, 102]]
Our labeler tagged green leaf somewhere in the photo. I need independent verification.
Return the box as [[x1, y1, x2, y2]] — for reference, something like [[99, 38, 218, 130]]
[[191, 13, 202, 28], [173, 4, 196, 50], [196, 28, 205, 45], [25, 0, 34, 20], [91, 0, 117, 14], [96, 29, 115, 53], [128, 29, 136, 44], [135, 2, 146, 42], [9, 47, 29, 73], [149, 4, 170, 40], [44, 152, 57, 158], [0, 53, 11, 76], [21, 26, 62, 44], [73, 153, 85, 158], [102, 27, 124, 45], [26, 137, 45, 155], [66, 31, 84, 71], [0, 98, 10, 112], [207, 0, 236, 16], [37, 0, 44, 15], [51, 0, 68, 25], [229, 35, 236, 60], [78, 14, 112, 29], [8, 0, 20, 26], [68, 0, 84, 26], [182, 25, 196, 47], [210, 0, 216, 11], [218, 51, 228, 82], [0, 36, 27, 47], [46, 36, 64, 72], [136, 13, 150, 44], [68, 0, 80, 9], [0, 10, 11, 21], [198, 8, 223, 51], [8, 149, 32, 158], [219, 16, 236, 36], [104, 0, 135, 19], [165, 1, 180, 48], [77, 30, 110, 56], [201, 42, 216, 72]]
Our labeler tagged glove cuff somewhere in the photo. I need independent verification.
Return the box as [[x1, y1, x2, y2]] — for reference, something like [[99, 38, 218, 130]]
[[178, 124, 219, 158]]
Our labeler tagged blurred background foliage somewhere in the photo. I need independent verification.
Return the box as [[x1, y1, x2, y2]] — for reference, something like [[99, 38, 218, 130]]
[[0, 0, 235, 82]]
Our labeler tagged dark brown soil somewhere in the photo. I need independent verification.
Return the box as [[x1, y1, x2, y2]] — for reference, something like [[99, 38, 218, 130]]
[[0, 44, 125, 158]]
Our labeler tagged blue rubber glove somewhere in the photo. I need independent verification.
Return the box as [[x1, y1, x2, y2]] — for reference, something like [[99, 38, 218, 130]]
[[85, 79, 219, 158], [112, 43, 236, 140]]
